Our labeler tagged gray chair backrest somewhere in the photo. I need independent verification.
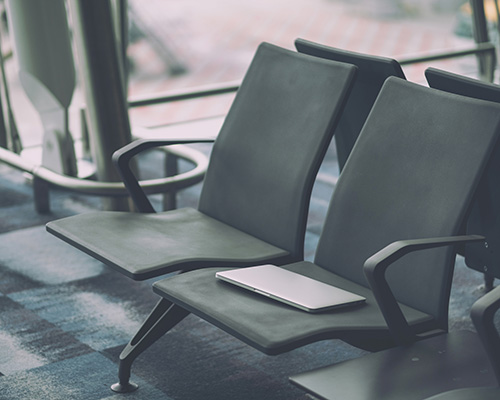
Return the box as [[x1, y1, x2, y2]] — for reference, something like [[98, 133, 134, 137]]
[[314, 77, 500, 324], [199, 43, 356, 262], [295, 38, 406, 170], [425, 67, 500, 280]]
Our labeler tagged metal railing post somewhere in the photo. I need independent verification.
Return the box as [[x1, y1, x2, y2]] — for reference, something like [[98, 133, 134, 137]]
[[470, 0, 496, 82], [68, 0, 133, 210]]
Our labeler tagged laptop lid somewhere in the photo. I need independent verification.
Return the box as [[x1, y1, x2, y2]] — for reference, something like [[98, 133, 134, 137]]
[[215, 264, 365, 313]]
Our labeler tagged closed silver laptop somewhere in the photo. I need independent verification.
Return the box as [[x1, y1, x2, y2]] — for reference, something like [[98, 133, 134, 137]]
[[215, 264, 366, 313]]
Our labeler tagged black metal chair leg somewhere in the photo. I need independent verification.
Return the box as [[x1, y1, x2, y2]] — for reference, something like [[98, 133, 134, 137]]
[[484, 273, 495, 293], [163, 150, 179, 211], [110, 298, 190, 393], [33, 176, 50, 213]]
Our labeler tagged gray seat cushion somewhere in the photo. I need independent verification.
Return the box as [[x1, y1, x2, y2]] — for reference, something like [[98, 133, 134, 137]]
[[153, 261, 433, 354], [47, 208, 290, 280]]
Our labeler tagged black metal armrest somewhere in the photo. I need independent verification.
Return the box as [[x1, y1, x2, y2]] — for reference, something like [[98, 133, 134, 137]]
[[471, 285, 500, 383], [112, 138, 213, 213], [364, 235, 485, 346]]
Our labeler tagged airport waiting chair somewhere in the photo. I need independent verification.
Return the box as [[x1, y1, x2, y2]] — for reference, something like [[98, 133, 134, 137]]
[[46, 42, 358, 392], [425, 67, 500, 290], [289, 283, 500, 400], [294, 38, 406, 171], [46, 42, 357, 281], [116, 77, 500, 393]]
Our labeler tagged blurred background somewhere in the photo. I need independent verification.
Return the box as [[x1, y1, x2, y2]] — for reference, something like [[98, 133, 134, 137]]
[[1, 0, 491, 145]]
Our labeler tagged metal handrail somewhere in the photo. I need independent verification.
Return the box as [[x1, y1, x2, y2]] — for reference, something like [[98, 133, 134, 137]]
[[399, 42, 496, 65], [128, 79, 241, 108], [0, 145, 208, 196], [126, 42, 497, 110]]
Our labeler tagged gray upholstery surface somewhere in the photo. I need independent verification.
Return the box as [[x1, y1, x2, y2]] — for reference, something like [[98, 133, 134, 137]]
[[314, 77, 500, 322], [153, 261, 432, 354], [295, 38, 406, 170], [46, 42, 357, 280], [198, 43, 356, 256], [425, 67, 500, 280], [48, 208, 288, 280]]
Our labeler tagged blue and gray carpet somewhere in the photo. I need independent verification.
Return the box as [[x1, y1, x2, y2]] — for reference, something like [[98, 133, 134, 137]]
[[0, 145, 490, 400]]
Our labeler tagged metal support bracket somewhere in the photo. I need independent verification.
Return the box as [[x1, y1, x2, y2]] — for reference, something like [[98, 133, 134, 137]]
[[111, 298, 190, 393]]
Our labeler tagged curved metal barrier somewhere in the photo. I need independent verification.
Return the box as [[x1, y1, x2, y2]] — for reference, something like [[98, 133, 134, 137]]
[[0, 144, 208, 197]]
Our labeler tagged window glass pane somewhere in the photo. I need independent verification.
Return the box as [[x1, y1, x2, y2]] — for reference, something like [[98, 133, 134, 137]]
[[127, 0, 477, 126]]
